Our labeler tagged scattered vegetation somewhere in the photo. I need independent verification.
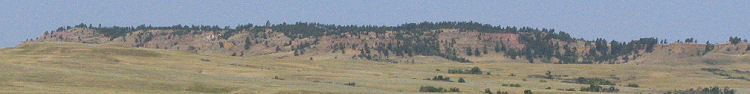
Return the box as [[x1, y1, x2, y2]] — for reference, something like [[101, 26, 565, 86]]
[[502, 83, 522, 87], [428, 75, 453, 82], [496, 90, 509, 94], [571, 77, 616, 85], [344, 82, 356, 86], [579, 84, 619, 93], [272, 76, 284, 80], [627, 83, 640, 88], [565, 88, 576, 91], [200, 58, 211, 62], [418, 86, 459, 92], [448, 66, 483, 74], [665, 86, 736, 94], [483, 89, 509, 94], [528, 70, 567, 79], [701, 68, 750, 81]]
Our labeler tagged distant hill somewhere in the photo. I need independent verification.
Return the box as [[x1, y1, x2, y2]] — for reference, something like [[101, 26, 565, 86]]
[[6, 22, 750, 93], [28, 22, 750, 64]]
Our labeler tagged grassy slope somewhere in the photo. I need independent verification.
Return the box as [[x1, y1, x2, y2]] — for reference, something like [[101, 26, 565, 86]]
[[0, 42, 748, 94]]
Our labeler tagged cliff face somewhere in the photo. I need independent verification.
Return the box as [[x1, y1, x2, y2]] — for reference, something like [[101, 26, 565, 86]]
[[29, 22, 748, 64]]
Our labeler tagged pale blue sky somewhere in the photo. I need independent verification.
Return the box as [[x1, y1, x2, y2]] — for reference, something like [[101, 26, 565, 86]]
[[1, 0, 749, 47]]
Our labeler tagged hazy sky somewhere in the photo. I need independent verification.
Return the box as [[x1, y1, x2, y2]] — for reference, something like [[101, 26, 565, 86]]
[[1, 0, 749, 47]]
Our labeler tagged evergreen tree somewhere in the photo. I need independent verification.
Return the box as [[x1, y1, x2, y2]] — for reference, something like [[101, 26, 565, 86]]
[[475, 48, 481, 57]]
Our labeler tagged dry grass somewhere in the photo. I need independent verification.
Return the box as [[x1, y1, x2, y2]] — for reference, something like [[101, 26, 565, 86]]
[[0, 42, 748, 94]]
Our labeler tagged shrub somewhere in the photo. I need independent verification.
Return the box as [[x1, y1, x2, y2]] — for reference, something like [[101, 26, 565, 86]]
[[458, 78, 466, 83], [566, 88, 576, 91], [575, 77, 615, 85], [496, 90, 509, 94], [448, 66, 483, 74], [627, 83, 639, 88], [470, 66, 482, 74], [502, 83, 521, 87], [430, 75, 453, 82], [579, 84, 618, 92], [419, 86, 459, 92], [449, 87, 460, 92], [524, 90, 533, 94], [345, 82, 355, 86], [484, 88, 493, 94], [272, 76, 283, 80], [419, 86, 444, 92], [511, 84, 521, 87]]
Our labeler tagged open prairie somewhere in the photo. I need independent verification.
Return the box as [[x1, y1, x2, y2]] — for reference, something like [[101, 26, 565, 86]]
[[1, 42, 748, 94]]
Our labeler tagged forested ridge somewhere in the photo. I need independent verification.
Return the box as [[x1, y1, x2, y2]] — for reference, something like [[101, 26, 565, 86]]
[[33, 21, 741, 64]]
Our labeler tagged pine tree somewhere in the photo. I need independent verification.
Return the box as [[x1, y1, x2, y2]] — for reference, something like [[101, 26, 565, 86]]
[[275, 46, 281, 52], [474, 48, 481, 57], [483, 46, 488, 54], [466, 47, 473, 56]]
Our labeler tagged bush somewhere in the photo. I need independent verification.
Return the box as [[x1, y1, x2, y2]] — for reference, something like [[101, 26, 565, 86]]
[[496, 90, 509, 94], [470, 66, 482, 74], [575, 77, 615, 85], [566, 88, 576, 91], [345, 82, 355, 86], [449, 87, 460, 92], [524, 90, 533, 94], [627, 83, 639, 88], [484, 88, 492, 94], [458, 78, 466, 83], [419, 86, 459, 92], [579, 84, 618, 92], [502, 83, 521, 87], [430, 75, 453, 82], [419, 86, 444, 92], [272, 76, 283, 80], [448, 66, 483, 74]]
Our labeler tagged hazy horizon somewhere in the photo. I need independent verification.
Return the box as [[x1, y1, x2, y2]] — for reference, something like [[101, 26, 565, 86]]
[[2, 0, 749, 47]]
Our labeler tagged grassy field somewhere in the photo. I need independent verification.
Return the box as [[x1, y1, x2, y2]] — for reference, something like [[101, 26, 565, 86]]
[[0, 42, 748, 94]]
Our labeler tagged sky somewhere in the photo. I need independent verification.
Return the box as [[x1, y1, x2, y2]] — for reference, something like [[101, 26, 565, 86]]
[[1, 0, 749, 48]]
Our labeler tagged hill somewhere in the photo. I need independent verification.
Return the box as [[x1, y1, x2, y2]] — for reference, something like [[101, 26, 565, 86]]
[[30, 22, 692, 64], [5, 22, 750, 93]]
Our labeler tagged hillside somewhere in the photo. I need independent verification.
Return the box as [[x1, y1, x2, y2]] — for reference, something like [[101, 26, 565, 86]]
[[30, 22, 697, 64]]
